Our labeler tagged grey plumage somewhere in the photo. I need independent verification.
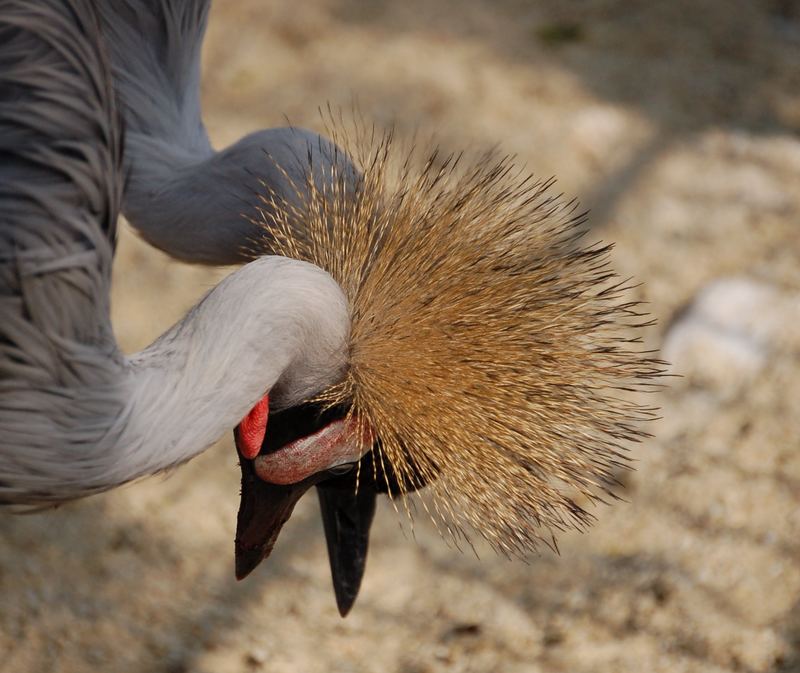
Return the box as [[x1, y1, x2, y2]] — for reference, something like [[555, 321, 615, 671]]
[[95, 0, 353, 265], [0, 0, 351, 505], [0, 0, 126, 502], [92, 1, 382, 605], [1, 1, 660, 620]]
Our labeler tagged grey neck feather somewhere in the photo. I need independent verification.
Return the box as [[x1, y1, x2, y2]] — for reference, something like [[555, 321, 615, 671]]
[[113, 256, 349, 494], [123, 128, 345, 265], [1, 256, 349, 505], [97, 0, 352, 265]]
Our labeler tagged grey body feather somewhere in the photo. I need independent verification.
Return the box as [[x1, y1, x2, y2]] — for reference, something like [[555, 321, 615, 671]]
[[96, 0, 352, 265], [0, 0, 349, 505]]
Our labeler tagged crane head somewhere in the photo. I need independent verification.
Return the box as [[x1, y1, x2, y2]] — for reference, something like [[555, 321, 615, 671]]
[[230, 119, 664, 616], [233, 396, 429, 616], [232, 398, 359, 582]]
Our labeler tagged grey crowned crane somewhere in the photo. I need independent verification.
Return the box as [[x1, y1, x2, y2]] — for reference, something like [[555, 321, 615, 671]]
[[0, 0, 662, 617]]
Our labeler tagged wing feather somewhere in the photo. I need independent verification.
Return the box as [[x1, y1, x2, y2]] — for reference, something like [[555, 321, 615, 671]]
[[0, 0, 126, 504]]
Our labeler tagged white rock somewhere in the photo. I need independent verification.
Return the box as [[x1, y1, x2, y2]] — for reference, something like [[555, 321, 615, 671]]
[[663, 276, 799, 389]]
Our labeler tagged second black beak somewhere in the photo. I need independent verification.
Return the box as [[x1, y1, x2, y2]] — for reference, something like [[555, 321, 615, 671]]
[[317, 472, 377, 617]]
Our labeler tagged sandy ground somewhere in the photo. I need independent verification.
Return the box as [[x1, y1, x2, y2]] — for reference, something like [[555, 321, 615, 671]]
[[2, 1, 800, 671]]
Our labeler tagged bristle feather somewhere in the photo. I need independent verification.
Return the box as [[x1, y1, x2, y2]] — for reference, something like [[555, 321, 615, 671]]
[[251, 119, 664, 556]]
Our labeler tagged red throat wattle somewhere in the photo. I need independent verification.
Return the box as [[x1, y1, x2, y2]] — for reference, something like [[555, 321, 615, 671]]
[[252, 417, 373, 485], [237, 395, 269, 459]]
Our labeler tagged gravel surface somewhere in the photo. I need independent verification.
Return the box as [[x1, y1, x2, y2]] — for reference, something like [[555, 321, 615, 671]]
[[2, 1, 799, 671]]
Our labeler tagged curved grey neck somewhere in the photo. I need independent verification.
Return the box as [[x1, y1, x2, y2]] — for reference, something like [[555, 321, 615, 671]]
[[123, 128, 344, 265], [96, 1, 353, 265], [1, 257, 348, 505], [111, 256, 349, 489]]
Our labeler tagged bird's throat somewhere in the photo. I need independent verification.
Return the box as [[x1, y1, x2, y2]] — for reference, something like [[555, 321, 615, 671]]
[[253, 417, 371, 485]]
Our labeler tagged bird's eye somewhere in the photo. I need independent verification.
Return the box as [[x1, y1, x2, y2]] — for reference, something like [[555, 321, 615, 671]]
[[327, 463, 356, 476]]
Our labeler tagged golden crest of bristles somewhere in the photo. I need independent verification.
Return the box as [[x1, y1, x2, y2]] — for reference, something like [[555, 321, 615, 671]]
[[252, 123, 663, 557]]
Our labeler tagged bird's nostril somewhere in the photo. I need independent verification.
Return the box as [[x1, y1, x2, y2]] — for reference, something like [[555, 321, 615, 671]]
[[327, 463, 355, 476]]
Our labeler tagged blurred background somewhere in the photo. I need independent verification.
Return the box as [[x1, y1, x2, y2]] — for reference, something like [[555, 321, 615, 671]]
[[2, 1, 799, 671]]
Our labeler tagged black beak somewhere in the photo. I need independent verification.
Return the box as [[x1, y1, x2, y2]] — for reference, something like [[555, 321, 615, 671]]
[[316, 473, 377, 617], [233, 402, 351, 581], [234, 439, 378, 616], [233, 405, 433, 615], [314, 445, 432, 616], [234, 445, 323, 580]]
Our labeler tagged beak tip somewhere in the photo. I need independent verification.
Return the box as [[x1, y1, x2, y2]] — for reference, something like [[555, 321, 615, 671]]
[[234, 548, 263, 581], [334, 590, 357, 618]]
